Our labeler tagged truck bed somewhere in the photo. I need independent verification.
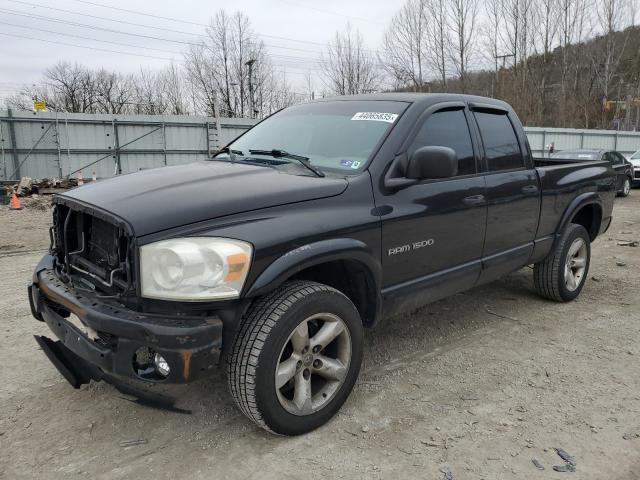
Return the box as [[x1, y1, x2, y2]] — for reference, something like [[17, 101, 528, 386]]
[[533, 158, 615, 240], [534, 157, 602, 167]]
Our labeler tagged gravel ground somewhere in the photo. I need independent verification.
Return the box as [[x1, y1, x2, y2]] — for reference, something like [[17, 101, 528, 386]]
[[1, 192, 639, 480]]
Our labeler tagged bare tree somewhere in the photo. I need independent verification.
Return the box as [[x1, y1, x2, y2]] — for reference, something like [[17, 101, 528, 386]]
[[39, 62, 97, 113], [448, 0, 479, 92], [132, 69, 168, 114], [380, 0, 430, 91], [184, 9, 273, 117], [184, 43, 220, 116], [161, 64, 188, 115], [320, 25, 380, 95], [481, 0, 503, 96], [94, 70, 135, 114], [594, 0, 632, 118], [530, 0, 561, 123], [426, 0, 450, 89]]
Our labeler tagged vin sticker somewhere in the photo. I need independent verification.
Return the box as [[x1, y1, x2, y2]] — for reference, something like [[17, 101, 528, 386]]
[[340, 159, 362, 169], [351, 112, 399, 123]]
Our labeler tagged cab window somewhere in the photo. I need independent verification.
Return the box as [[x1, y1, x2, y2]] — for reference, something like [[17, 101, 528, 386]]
[[408, 109, 476, 176], [474, 111, 523, 171]]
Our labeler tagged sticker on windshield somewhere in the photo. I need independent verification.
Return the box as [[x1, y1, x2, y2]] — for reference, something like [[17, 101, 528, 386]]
[[351, 112, 399, 123], [340, 159, 362, 169]]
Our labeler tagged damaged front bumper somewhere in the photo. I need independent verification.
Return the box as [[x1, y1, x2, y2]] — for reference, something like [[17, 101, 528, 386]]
[[29, 254, 223, 386]]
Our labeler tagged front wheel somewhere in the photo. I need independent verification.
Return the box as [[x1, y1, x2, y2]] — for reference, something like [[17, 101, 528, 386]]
[[533, 223, 591, 302], [618, 177, 631, 197], [227, 281, 363, 435]]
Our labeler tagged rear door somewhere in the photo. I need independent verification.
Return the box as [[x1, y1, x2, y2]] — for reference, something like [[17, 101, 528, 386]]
[[471, 106, 540, 285], [607, 151, 628, 190]]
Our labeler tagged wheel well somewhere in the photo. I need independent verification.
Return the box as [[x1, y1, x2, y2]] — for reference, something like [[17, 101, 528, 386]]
[[290, 260, 378, 327], [571, 203, 602, 241]]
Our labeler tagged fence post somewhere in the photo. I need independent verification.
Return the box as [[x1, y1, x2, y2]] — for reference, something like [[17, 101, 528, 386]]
[[0, 118, 5, 180], [55, 112, 63, 178], [112, 119, 122, 175], [7, 108, 20, 180], [162, 122, 167, 166], [205, 121, 211, 156]]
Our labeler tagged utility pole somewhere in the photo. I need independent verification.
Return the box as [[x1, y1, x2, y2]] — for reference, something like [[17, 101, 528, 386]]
[[495, 53, 516, 69], [245, 59, 257, 119], [493, 53, 516, 97]]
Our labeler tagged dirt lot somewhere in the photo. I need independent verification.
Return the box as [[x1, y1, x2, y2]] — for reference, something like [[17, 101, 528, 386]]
[[1, 192, 639, 480]]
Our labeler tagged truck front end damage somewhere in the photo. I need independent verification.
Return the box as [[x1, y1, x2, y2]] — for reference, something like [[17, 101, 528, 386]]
[[30, 198, 223, 389]]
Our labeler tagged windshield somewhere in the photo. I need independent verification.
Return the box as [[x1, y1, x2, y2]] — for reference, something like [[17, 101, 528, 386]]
[[631, 150, 640, 159], [551, 150, 601, 160], [220, 100, 408, 173]]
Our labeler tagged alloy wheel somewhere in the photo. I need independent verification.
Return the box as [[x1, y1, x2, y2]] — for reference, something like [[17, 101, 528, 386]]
[[564, 237, 587, 292], [275, 313, 351, 416]]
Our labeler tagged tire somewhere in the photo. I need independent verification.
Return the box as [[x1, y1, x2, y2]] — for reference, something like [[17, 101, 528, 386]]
[[618, 177, 631, 197], [227, 281, 363, 435], [533, 223, 591, 302]]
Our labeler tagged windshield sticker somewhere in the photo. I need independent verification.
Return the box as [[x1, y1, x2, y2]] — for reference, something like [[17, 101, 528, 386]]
[[340, 159, 362, 169], [351, 112, 399, 123]]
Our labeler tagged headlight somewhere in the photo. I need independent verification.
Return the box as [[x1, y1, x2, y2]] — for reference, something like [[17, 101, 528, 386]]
[[140, 237, 252, 301]]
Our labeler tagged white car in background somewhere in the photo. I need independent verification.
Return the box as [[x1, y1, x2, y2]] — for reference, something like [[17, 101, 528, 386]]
[[629, 150, 640, 186]]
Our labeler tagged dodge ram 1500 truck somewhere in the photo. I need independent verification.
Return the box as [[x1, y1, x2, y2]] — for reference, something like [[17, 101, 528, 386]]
[[29, 93, 616, 435]]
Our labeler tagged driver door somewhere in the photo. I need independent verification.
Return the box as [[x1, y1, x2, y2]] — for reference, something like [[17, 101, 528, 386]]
[[375, 104, 487, 315]]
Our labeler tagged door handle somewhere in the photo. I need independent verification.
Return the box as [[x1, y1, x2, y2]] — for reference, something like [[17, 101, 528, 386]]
[[463, 194, 486, 206], [522, 184, 539, 195]]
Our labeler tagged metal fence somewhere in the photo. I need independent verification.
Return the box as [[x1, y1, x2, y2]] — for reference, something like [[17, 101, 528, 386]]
[[524, 126, 640, 157], [3, 109, 640, 181], [0, 109, 258, 181]]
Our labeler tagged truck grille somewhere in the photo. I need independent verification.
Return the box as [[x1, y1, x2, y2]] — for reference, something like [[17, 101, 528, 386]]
[[51, 202, 135, 296]]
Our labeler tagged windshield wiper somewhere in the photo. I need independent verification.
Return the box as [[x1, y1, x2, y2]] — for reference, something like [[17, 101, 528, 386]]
[[212, 147, 244, 162], [249, 149, 325, 177]]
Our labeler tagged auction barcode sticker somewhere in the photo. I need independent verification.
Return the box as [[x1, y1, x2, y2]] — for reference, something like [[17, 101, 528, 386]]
[[351, 112, 399, 123]]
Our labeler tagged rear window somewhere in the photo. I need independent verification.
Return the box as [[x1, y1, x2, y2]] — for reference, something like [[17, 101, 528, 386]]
[[474, 112, 523, 171]]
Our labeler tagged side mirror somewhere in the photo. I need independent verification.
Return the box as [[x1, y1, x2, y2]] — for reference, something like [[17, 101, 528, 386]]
[[406, 146, 458, 180]]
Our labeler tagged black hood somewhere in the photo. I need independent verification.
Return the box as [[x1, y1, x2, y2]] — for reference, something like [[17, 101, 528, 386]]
[[57, 162, 348, 236]]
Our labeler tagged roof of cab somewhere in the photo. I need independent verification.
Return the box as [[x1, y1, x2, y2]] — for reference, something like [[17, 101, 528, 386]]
[[313, 92, 512, 110]]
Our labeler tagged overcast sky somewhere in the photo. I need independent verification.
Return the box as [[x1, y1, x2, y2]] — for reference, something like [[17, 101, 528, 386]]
[[0, 0, 398, 100]]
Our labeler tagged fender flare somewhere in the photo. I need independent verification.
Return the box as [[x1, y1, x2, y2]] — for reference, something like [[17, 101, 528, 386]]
[[244, 238, 382, 319], [555, 192, 603, 242]]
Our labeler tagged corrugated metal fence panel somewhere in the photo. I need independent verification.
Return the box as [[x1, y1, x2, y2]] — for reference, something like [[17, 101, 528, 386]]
[[524, 127, 640, 156], [6, 111, 640, 181], [0, 110, 258, 181], [217, 119, 258, 146]]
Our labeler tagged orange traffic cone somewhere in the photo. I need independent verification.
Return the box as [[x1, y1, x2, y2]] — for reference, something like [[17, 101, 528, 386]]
[[10, 192, 22, 210]]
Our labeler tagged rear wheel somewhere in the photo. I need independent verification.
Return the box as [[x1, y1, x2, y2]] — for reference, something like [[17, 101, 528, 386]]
[[533, 223, 591, 302], [227, 281, 363, 435], [619, 177, 631, 197]]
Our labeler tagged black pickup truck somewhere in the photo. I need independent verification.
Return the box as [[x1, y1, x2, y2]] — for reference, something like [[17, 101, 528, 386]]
[[29, 94, 616, 435]]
